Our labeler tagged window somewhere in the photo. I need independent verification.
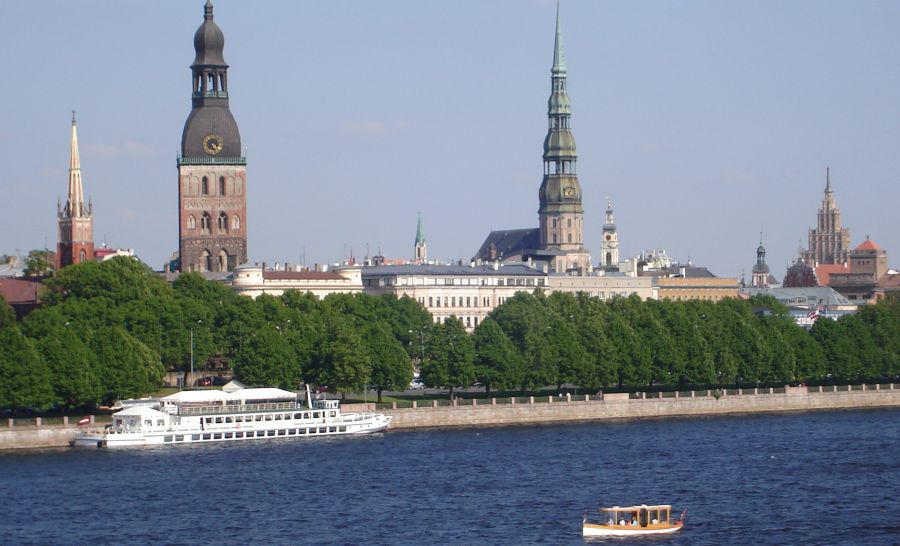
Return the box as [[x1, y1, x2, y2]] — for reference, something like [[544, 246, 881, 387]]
[[199, 249, 211, 272], [219, 176, 226, 195], [201, 176, 209, 195], [429, 297, 433, 307], [200, 212, 211, 234], [568, 234, 572, 243], [218, 211, 228, 232], [567, 218, 572, 228], [187, 215, 196, 230], [231, 215, 240, 231]]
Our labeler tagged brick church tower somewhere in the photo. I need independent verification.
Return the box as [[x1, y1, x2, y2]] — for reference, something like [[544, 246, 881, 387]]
[[177, 1, 247, 272], [57, 113, 94, 269]]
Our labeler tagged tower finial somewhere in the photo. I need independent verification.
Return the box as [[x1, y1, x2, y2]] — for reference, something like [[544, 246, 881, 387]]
[[825, 166, 831, 192], [552, 0, 566, 76], [71, 109, 76, 124], [204, 0, 214, 20]]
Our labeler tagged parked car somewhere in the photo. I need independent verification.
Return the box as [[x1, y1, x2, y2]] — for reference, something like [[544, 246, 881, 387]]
[[197, 377, 212, 387], [409, 379, 425, 390]]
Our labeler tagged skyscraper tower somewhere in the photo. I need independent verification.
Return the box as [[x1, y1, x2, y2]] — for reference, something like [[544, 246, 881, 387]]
[[414, 212, 427, 264], [538, 3, 591, 272], [177, 1, 247, 272], [802, 167, 850, 266], [57, 112, 94, 269], [600, 200, 619, 268]]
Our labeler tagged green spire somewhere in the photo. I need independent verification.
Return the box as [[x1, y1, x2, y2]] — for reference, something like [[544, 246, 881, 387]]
[[415, 211, 425, 245], [552, 0, 566, 76]]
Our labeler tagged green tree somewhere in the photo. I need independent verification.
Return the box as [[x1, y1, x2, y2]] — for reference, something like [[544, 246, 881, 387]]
[[422, 317, 475, 398], [89, 326, 164, 404], [36, 325, 100, 408], [472, 317, 522, 391], [233, 326, 299, 388], [23, 249, 55, 277], [0, 324, 55, 410], [308, 313, 372, 397], [364, 322, 412, 402]]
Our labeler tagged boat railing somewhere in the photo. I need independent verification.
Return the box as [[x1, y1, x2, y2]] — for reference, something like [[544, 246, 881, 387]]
[[177, 401, 299, 416]]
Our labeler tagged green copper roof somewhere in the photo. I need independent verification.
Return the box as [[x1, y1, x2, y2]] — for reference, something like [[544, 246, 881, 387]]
[[552, 1, 566, 76], [415, 211, 425, 244]]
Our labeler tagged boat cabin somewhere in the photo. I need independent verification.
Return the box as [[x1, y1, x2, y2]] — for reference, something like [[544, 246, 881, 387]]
[[601, 505, 673, 528], [111, 405, 170, 433]]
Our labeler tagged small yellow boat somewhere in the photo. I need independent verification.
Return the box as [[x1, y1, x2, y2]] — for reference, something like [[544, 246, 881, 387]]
[[582, 504, 684, 537]]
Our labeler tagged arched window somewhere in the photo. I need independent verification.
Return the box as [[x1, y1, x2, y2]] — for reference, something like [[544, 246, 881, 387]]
[[218, 211, 228, 232], [200, 249, 211, 272], [567, 218, 572, 228], [232, 215, 241, 230], [200, 212, 211, 234], [219, 176, 225, 195], [187, 215, 196, 230], [79, 249, 86, 263], [201, 176, 209, 195], [552, 234, 557, 244], [567, 233, 572, 243], [552, 219, 557, 228], [217, 250, 228, 272]]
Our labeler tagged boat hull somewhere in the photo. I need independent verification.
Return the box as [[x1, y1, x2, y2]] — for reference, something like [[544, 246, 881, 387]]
[[582, 523, 683, 537], [73, 414, 392, 449]]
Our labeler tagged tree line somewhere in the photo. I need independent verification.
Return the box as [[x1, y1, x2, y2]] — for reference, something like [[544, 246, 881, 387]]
[[0, 256, 898, 412]]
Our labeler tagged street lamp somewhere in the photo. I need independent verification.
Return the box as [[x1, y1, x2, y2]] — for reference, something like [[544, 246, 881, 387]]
[[190, 319, 202, 389]]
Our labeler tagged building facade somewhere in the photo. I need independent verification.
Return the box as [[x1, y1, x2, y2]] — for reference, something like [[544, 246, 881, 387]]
[[231, 264, 362, 299], [828, 238, 888, 303], [656, 277, 740, 302], [178, 1, 247, 273], [802, 168, 850, 266], [57, 114, 94, 269]]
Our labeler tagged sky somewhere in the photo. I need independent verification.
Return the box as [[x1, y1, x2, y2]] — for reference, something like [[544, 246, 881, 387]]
[[2, 0, 899, 280]]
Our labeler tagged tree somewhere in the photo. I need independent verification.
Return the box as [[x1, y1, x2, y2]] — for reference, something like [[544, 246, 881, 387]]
[[23, 249, 55, 277], [36, 325, 100, 408], [364, 322, 412, 402], [421, 317, 475, 398], [233, 326, 299, 388], [472, 318, 521, 392], [0, 323, 54, 410], [308, 313, 372, 397], [88, 326, 164, 404]]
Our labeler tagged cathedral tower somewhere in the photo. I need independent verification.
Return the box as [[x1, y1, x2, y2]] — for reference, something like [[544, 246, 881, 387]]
[[751, 235, 770, 288], [600, 200, 619, 268], [177, 1, 247, 272], [802, 167, 850, 266], [537, 3, 591, 272], [414, 212, 427, 264], [57, 113, 94, 269]]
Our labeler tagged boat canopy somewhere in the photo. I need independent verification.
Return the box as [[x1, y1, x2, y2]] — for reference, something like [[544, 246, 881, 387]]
[[113, 405, 170, 419], [601, 505, 672, 512], [234, 388, 296, 402], [162, 390, 240, 404], [222, 379, 248, 393]]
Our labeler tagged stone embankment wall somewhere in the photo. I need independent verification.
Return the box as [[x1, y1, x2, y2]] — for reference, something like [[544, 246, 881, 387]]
[[382, 385, 900, 430], [1, 385, 897, 449]]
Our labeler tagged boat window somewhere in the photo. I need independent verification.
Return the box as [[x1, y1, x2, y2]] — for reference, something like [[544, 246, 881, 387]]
[[164, 436, 173, 442], [235, 416, 243, 423], [215, 417, 223, 424], [265, 415, 273, 421], [275, 414, 282, 420], [304, 413, 310, 419], [313, 412, 320, 419], [299, 428, 306, 435], [256, 431, 265, 437], [294, 413, 302, 419], [192, 434, 200, 441], [339, 426, 346, 432], [225, 417, 233, 423], [213, 433, 222, 440], [288, 429, 296, 435], [205, 418, 212, 424], [330, 411, 336, 418], [224, 432, 232, 439], [278, 430, 286, 436], [203, 434, 211, 440], [255, 415, 262, 421], [175, 435, 184, 442], [318, 427, 326, 434], [157, 419, 165, 426], [267, 430, 275, 436]]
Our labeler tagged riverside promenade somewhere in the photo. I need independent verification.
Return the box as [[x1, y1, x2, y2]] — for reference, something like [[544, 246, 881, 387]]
[[2, 384, 898, 449]]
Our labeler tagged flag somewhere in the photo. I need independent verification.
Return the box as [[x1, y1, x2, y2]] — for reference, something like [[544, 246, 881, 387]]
[[77, 416, 91, 426], [807, 308, 821, 321]]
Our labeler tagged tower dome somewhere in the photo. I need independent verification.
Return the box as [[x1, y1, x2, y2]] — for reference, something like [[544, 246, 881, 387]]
[[192, 1, 226, 67]]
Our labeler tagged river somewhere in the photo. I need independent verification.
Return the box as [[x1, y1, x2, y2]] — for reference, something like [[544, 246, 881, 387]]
[[1, 408, 897, 545]]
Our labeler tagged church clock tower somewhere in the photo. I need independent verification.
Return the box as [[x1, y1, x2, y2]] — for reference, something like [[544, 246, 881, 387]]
[[177, 1, 247, 272], [538, 3, 591, 272], [600, 200, 619, 269]]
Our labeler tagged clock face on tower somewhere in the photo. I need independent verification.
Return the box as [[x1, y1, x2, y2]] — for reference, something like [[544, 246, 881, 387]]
[[563, 187, 575, 198], [202, 134, 224, 155]]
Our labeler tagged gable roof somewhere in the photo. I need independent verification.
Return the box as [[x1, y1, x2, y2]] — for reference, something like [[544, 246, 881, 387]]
[[815, 263, 849, 286], [0, 278, 41, 305]]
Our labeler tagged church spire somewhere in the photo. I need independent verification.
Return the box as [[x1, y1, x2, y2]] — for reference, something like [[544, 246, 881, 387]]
[[414, 211, 427, 264], [552, 1, 566, 77], [66, 112, 86, 218]]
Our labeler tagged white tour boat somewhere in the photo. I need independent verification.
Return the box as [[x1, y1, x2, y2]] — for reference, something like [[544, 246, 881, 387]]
[[582, 504, 685, 537], [72, 385, 391, 448]]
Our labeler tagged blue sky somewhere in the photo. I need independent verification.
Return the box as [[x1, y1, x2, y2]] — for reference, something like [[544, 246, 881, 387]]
[[2, 0, 898, 278]]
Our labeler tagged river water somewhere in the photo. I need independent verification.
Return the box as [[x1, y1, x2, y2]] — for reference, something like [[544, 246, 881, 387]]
[[1, 408, 897, 545]]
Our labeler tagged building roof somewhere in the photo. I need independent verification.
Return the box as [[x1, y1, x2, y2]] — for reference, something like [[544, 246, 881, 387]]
[[815, 263, 849, 285], [782, 260, 819, 288], [743, 286, 855, 308], [360, 263, 545, 277], [0, 278, 41, 305], [262, 271, 345, 281], [473, 228, 541, 261], [855, 238, 881, 251], [877, 273, 900, 290]]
